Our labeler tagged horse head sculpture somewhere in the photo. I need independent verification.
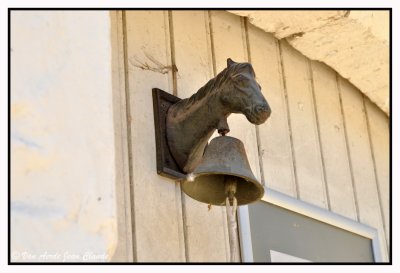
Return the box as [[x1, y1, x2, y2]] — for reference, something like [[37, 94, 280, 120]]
[[166, 58, 271, 173]]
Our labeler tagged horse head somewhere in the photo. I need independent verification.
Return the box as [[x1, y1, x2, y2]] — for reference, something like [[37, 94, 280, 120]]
[[220, 58, 271, 125], [166, 58, 272, 173]]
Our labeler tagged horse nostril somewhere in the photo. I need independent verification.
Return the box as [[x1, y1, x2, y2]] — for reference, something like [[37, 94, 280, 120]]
[[255, 104, 269, 113]]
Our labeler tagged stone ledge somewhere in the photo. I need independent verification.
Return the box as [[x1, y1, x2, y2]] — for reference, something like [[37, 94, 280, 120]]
[[229, 10, 389, 115]]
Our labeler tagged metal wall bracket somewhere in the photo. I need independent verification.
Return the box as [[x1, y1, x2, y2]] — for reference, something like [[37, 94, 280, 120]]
[[152, 88, 186, 179]]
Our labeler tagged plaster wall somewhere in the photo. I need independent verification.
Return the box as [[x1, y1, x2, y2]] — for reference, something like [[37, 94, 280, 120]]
[[11, 11, 117, 262]]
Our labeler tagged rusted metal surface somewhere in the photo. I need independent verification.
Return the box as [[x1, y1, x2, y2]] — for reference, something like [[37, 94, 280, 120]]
[[153, 58, 271, 180], [152, 88, 186, 179], [166, 58, 271, 173], [182, 136, 264, 206]]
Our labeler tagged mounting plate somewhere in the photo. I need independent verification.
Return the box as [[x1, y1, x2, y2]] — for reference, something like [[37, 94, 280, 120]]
[[152, 88, 186, 180]]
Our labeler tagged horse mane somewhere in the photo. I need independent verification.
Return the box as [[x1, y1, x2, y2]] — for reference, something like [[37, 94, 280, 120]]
[[182, 62, 255, 108]]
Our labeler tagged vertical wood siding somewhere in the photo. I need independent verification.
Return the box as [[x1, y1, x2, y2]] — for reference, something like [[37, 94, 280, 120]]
[[123, 11, 185, 262], [279, 40, 328, 208], [119, 11, 390, 262], [170, 10, 230, 262]]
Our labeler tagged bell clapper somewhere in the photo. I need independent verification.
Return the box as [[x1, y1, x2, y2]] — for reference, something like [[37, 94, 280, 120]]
[[224, 177, 237, 206]]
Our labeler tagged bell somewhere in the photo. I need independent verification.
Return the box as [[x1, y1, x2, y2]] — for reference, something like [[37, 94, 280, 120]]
[[182, 136, 264, 206]]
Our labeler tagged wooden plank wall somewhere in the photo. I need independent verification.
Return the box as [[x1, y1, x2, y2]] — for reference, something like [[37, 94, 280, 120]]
[[119, 10, 390, 262], [123, 11, 185, 262], [171, 11, 230, 262]]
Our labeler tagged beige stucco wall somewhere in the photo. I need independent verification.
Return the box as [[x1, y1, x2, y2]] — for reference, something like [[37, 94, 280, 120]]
[[229, 10, 389, 115], [11, 11, 117, 262]]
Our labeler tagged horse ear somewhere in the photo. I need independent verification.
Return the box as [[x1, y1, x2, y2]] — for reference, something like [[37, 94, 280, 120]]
[[227, 58, 236, 67]]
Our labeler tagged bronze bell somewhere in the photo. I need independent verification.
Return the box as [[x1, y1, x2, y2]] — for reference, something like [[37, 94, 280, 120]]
[[181, 136, 264, 206]]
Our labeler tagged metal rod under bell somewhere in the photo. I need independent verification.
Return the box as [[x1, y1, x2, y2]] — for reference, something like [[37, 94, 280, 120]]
[[225, 176, 239, 262], [226, 196, 239, 262], [225, 176, 238, 206]]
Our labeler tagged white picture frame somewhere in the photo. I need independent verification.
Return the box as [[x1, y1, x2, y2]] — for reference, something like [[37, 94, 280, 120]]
[[238, 187, 383, 262]]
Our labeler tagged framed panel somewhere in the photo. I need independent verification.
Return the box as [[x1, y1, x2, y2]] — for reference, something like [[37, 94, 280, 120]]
[[238, 188, 383, 263]]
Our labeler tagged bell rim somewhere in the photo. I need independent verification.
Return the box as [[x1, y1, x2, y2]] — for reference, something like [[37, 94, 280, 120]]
[[183, 171, 265, 206]]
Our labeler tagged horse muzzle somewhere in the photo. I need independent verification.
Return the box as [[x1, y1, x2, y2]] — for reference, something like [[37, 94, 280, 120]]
[[251, 103, 271, 125]]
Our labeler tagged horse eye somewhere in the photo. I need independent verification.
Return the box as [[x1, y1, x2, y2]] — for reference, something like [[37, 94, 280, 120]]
[[234, 75, 249, 86]]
